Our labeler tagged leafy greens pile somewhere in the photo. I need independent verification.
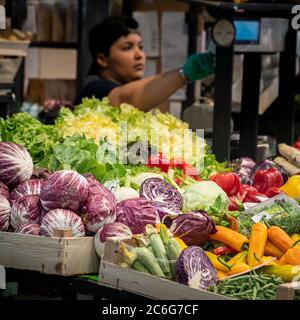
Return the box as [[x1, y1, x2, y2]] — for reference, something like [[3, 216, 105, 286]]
[[0, 98, 228, 182]]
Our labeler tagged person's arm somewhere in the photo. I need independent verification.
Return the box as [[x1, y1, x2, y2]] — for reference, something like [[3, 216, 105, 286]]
[[108, 52, 215, 111], [108, 68, 185, 112]]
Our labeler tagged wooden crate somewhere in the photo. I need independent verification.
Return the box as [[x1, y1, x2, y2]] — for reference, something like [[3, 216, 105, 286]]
[[276, 281, 300, 300], [98, 238, 232, 300], [0, 231, 99, 276]]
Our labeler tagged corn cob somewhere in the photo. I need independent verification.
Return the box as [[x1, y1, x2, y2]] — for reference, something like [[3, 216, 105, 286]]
[[145, 225, 172, 279]]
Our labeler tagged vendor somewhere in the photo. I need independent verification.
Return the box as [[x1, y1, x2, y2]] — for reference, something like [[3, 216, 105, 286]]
[[75, 15, 214, 111]]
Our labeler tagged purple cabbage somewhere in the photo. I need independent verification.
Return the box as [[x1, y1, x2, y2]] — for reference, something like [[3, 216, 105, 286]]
[[116, 198, 160, 234], [10, 195, 41, 230], [40, 170, 89, 213], [176, 246, 218, 291], [10, 179, 42, 203], [40, 209, 85, 237], [85, 175, 116, 204], [81, 176, 117, 234], [0, 181, 10, 201], [153, 201, 182, 221], [94, 222, 132, 257], [251, 159, 288, 183], [169, 211, 216, 246], [0, 194, 11, 231], [15, 223, 40, 236], [140, 178, 183, 213], [0, 142, 33, 190], [229, 157, 256, 177]]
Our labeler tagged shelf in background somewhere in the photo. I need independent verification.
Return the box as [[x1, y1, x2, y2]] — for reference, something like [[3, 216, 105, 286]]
[[184, 1, 295, 18], [30, 42, 77, 49]]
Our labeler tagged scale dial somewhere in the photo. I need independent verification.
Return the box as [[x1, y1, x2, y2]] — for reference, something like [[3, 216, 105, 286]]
[[212, 19, 236, 48]]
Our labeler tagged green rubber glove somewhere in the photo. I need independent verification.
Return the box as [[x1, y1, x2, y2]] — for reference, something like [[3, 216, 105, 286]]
[[182, 52, 215, 82]]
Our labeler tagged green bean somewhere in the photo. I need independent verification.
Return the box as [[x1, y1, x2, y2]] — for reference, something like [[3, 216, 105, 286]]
[[252, 275, 268, 286], [260, 283, 276, 290], [231, 289, 254, 297], [224, 275, 252, 283], [239, 282, 248, 293], [252, 286, 257, 300]]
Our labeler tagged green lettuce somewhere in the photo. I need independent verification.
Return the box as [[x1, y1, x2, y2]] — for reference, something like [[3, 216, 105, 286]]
[[0, 112, 62, 168]]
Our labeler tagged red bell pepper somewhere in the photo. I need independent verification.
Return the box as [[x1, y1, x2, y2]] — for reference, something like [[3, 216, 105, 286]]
[[174, 178, 183, 186], [170, 158, 201, 181], [147, 152, 170, 173], [252, 167, 284, 194], [237, 184, 267, 203], [228, 196, 238, 211], [264, 186, 285, 198], [228, 196, 245, 211], [213, 245, 237, 256], [210, 172, 241, 196], [294, 139, 300, 150]]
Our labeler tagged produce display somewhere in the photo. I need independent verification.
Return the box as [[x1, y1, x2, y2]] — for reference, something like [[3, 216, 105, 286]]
[[1, 98, 300, 300]]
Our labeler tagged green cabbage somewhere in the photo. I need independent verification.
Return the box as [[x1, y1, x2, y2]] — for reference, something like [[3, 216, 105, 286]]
[[182, 181, 229, 213]]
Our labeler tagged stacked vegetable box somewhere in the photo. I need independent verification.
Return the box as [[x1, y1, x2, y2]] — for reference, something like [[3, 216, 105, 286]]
[[0, 98, 299, 299]]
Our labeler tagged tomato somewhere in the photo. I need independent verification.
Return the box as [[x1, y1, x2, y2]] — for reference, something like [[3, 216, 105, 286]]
[[147, 152, 170, 173], [210, 172, 241, 196]]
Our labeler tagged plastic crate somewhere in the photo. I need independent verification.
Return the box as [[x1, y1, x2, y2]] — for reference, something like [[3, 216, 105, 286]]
[[238, 194, 300, 236]]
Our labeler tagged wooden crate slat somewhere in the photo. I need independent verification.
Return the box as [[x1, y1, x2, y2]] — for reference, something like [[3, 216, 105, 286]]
[[0, 231, 99, 276], [99, 260, 231, 300], [98, 237, 233, 300]]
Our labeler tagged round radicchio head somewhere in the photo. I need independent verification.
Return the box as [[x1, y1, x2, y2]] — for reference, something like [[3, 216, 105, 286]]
[[116, 198, 160, 234], [15, 223, 40, 236], [152, 201, 182, 221], [169, 211, 216, 246], [0, 194, 11, 231], [94, 222, 132, 257], [176, 246, 218, 291], [140, 178, 183, 213], [0, 142, 33, 190], [10, 179, 42, 204], [10, 195, 41, 230], [40, 209, 85, 237], [81, 176, 117, 234], [40, 170, 89, 213], [0, 181, 10, 202]]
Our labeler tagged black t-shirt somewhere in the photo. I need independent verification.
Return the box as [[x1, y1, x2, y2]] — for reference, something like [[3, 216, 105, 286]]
[[74, 79, 119, 105]]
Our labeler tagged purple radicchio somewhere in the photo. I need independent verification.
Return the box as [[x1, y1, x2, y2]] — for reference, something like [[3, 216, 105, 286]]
[[0, 194, 11, 231], [10, 179, 42, 204], [176, 246, 218, 291], [169, 211, 216, 246], [140, 178, 183, 220], [15, 223, 40, 236], [0, 142, 33, 190], [81, 176, 117, 234], [10, 195, 41, 230], [94, 222, 132, 257], [40, 209, 85, 237], [40, 170, 89, 213], [116, 198, 160, 234]]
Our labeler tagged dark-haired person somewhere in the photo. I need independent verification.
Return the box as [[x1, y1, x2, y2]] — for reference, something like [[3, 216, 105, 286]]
[[75, 15, 214, 111]]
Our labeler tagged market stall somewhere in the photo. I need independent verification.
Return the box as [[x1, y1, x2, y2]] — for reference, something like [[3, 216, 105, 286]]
[[0, 97, 300, 301]]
